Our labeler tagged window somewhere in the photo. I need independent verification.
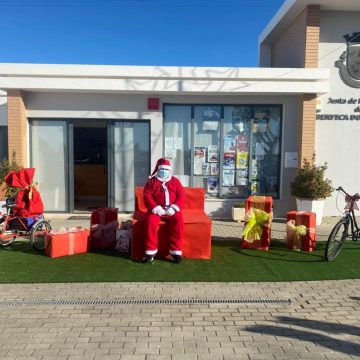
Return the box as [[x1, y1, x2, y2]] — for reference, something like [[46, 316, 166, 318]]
[[163, 105, 192, 186], [0, 126, 8, 162], [164, 104, 281, 199]]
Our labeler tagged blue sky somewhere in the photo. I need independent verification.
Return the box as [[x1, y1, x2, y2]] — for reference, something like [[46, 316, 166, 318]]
[[0, 0, 284, 67]]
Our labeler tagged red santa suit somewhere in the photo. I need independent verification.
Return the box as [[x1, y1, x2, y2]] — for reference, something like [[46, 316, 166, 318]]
[[143, 159, 184, 257]]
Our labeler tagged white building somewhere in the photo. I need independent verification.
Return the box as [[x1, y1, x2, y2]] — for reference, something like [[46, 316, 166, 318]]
[[0, 0, 359, 217]]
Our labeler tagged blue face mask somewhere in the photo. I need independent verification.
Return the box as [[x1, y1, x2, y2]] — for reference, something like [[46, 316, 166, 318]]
[[158, 169, 170, 179]]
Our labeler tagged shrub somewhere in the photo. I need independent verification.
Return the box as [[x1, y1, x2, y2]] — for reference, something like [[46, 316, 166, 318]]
[[233, 201, 245, 208], [0, 151, 23, 197], [290, 154, 333, 200]]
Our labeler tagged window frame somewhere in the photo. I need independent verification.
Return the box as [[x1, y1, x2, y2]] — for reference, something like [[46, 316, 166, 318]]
[[163, 103, 283, 200]]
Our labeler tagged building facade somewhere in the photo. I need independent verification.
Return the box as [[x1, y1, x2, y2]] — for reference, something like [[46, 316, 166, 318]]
[[0, 0, 359, 217], [259, 0, 360, 216]]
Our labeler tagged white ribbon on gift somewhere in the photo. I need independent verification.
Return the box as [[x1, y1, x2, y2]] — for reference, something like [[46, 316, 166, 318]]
[[69, 232, 75, 255], [99, 209, 106, 225], [50, 226, 87, 235], [91, 220, 119, 242], [47, 226, 88, 256]]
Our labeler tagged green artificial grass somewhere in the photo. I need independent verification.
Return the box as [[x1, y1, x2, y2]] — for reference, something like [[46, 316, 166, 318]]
[[0, 239, 359, 283]]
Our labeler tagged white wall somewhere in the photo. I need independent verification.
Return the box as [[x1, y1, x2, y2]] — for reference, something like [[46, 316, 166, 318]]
[[318, 10, 360, 216], [26, 91, 300, 217], [0, 90, 7, 126], [26, 92, 163, 170]]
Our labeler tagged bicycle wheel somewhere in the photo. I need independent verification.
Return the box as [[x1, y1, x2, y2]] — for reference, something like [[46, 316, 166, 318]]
[[325, 220, 348, 261], [30, 220, 52, 251], [0, 233, 16, 247]]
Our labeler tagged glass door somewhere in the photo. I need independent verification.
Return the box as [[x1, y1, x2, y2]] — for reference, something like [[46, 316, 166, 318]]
[[30, 120, 69, 212], [108, 121, 150, 212]]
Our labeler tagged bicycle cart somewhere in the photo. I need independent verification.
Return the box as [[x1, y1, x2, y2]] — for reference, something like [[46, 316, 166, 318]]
[[325, 186, 360, 261], [0, 168, 51, 251]]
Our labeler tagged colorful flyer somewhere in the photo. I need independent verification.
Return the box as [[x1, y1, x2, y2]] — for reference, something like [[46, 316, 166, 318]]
[[210, 163, 219, 176], [202, 163, 211, 176], [194, 146, 206, 161], [236, 170, 248, 185], [222, 169, 235, 187], [207, 177, 219, 195], [207, 145, 219, 162], [236, 134, 248, 152], [223, 152, 235, 169], [251, 159, 258, 179], [194, 147, 206, 175], [236, 152, 248, 169], [224, 136, 236, 153], [251, 181, 260, 195]]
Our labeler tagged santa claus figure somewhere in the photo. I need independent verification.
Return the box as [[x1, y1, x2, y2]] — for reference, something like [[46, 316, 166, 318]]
[[143, 158, 184, 264]]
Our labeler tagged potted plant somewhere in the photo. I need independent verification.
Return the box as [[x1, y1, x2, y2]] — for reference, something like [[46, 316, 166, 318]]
[[231, 200, 245, 222], [0, 151, 22, 199], [290, 153, 333, 225]]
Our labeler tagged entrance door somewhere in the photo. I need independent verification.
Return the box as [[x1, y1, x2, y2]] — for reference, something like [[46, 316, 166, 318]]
[[108, 121, 150, 212], [30, 120, 69, 212], [73, 122, 107, 211]]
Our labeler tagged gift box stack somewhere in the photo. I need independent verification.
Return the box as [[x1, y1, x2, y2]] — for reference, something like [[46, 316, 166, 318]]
[[241, 195, 273, 250], [286, 211, 316, 252], [45, 227, 90, 258], [90, 207, 119, 249]]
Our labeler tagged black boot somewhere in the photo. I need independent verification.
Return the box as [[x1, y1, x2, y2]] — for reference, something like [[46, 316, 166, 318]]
[[144, 255, 154, 264], [172, 254, 183, 264]]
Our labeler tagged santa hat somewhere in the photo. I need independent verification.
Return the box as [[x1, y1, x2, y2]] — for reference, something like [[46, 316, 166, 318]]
[[149, 158, 171, 178]]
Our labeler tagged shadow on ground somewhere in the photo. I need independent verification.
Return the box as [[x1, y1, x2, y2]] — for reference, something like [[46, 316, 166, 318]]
[[247, 316, 360, 356]]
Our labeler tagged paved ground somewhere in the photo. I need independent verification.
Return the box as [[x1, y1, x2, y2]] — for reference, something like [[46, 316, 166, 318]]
[[0, 281, 358, 360], [47, 214, 342, 242], [0, 215, 359, 360]]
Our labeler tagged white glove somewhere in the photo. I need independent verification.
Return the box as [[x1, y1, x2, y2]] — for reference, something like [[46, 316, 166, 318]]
[[152, 205, 166, 216], [165, 207, 176, 216]]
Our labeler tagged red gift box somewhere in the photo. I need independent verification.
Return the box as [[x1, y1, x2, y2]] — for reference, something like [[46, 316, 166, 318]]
[[90, 207, 119, 249], [286, 211, 316, 252], [45, 227, 90, 258], [241, 196, 273, 250]]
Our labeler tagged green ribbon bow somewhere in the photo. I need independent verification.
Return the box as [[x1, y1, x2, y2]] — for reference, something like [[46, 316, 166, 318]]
[[286, 220, 306, 250], [242, 208, 272, 242]]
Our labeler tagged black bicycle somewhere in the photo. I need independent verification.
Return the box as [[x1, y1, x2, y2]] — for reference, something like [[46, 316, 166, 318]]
[[325, 186, 360, 261]]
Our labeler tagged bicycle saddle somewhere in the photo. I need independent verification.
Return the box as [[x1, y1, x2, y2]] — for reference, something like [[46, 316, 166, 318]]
[[2, 203, 16, 209]]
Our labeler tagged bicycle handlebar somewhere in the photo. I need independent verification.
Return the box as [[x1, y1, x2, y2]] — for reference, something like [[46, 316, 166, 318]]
[[336, 186, 360, 201]]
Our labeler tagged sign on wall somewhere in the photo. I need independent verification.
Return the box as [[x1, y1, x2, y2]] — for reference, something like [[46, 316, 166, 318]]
[[335, 32, 360, 88], [285, 152, 298, 168]]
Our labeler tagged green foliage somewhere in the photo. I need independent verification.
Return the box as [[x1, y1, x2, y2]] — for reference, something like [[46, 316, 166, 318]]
[[290, 154, 333, 200], [233, 201, 245, 208], [0, 151, 23, 197]]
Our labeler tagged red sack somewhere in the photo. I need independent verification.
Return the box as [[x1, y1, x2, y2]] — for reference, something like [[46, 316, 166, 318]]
[[5, 168, 44, 216]]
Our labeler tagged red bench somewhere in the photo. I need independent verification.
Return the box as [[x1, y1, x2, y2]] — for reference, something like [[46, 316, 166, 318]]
[[131, 187, 212, 260]]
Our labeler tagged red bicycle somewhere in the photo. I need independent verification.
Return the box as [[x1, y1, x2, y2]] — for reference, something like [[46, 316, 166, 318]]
[[325, 186, 360, 261], [0, 196, 52, 251]]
